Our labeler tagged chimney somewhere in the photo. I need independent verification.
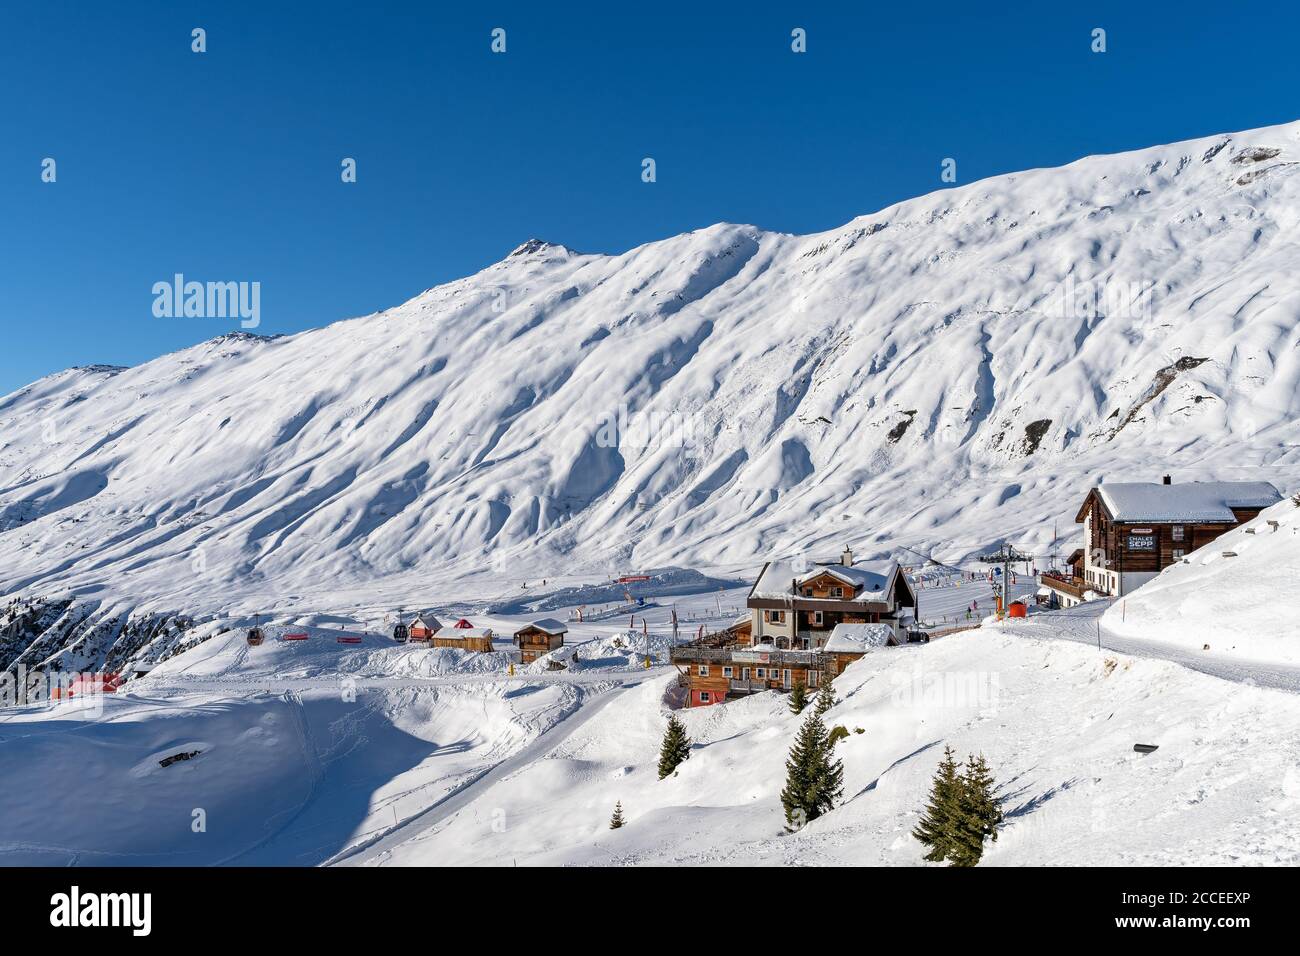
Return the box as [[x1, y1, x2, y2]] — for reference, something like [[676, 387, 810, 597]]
[[1162, 475, 1172, 485], [841, 545, 854, 567]]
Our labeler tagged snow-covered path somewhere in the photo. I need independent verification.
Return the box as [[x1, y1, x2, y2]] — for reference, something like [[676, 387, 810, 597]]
[[142, 666, 673, 697], [1005, 601, 1300, 693], [331, 677, 651, 867]]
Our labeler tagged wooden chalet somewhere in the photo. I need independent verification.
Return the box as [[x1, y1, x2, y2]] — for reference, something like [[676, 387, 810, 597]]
[[431, 626, 495, 653], [746, 547, 917, 649], [514, 618, 568, 663], [671, 547, 917, 707], [1044, 476, 1281, 603], [408, 614, 443, 642], [672, 629, 826, 707]]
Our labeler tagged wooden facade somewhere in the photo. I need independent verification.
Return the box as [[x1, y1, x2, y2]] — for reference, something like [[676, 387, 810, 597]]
[[1073, 480, 1279, 597], [673, 645, 822, 707], [748, 565, 916, 649], [514, 621, 567, 663], [431, 628, 494, 653], [408, 615, 442, 642]]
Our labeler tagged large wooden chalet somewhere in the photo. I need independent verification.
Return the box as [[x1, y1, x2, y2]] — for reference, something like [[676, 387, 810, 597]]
[[671, 547, 918, 707], [1042, 476, 1281, 605]]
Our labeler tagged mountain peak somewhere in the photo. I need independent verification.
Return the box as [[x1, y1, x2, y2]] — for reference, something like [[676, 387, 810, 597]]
[[507, 238, 577, 259]]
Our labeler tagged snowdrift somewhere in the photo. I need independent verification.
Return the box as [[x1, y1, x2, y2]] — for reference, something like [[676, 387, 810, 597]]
[[1102, 497, 1300, 664], [0, 680, 585, 866]]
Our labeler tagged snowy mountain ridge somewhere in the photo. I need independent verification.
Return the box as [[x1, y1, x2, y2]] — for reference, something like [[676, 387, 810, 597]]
[[4, 118, 1300, 672]]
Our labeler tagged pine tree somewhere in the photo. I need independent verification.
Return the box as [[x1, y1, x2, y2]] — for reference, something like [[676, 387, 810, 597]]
[[609, 801, 626, 829], [788, 680, 808, 714], [780, 708, 844, 830], [813, 674, 837, 717], [912, 745, 962, 863], [657, 714, 692, 779], [948, 753, 1003, 867]]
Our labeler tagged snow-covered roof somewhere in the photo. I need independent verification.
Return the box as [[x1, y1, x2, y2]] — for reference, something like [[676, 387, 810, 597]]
[[410, 614, 442, 629], [1092, 481, 1282, 523], [519, 618, 568, 635], [439, 627, 493, 639], [750, 560, 901, 603], [823, 623, 895, 653]]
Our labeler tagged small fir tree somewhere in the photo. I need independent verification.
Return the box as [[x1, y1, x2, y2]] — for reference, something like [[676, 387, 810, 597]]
[[948, 753, 1003, 867], [780, 708, 844, 831], [657, 714, 692, 779], [813, 675, 837, 717], [788, 680, 809, 714], [609, 801, 626, 829], [912, 745, 962, 862]]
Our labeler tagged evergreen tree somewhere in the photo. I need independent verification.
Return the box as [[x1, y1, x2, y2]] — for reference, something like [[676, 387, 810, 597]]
[[657, 714, 692, 779], [788, 680, 808, 714], [912, 745, 962, 862], [948, 753, 1003, 867], [609, 800, 626, 829], [813, 674, 837, 717], [780, 708, 844, 831]]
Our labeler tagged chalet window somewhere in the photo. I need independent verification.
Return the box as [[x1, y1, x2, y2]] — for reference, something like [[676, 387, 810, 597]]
[[808, 671, 820, 687], [813, 611, 824, 626], [722, 666, 733, 678], [767, 610, 786, 624], [783, 669, 792, 688], [698, 665, 709, 677], [1171, 526, 1185, 541], [830, 586, 844, 598], [1172, 548, 1185, 560], [756, 668, 766, 679], [699, 692, 710, 703], [741, 667, 750, 680]]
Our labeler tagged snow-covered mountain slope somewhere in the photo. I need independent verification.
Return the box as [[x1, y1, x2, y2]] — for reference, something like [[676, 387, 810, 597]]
[[363, 631, 1300, 867], [4, 120, 1300, 671], [0, 678, 587, 866], [1103, 496, 1300, 664]]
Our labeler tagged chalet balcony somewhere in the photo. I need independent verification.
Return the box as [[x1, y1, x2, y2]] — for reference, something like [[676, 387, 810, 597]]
[[1040, 573, 1112, 600], [729, 679, 769, 694], [1039, 574, 1088, 600], [671, 645, 821, 668]]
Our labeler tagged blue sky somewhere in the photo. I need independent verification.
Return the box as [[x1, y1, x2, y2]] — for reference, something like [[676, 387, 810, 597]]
[[2, 1, 1297, 394]]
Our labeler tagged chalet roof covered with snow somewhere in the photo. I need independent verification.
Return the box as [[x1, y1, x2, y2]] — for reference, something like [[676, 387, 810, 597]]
[[749, 559, 901, 602], [439, 627, 493, 639], [823, 622, 895, 653], [519, 618, 568, 635], [1085, 481, 1282, 523]]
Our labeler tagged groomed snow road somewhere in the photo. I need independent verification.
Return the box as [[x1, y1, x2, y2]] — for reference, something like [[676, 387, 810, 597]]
[[1005, 600, 1300, 693]]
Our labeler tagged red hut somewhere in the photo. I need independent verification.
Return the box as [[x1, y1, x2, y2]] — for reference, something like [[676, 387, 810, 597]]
[[408, 615, 443, 642]]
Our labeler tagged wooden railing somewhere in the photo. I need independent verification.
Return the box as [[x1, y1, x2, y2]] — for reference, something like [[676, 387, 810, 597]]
[[1040, 574, 1088, 600]]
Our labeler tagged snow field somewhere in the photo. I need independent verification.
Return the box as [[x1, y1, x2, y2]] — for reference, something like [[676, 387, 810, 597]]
[[369, 628, 1300, 866]]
